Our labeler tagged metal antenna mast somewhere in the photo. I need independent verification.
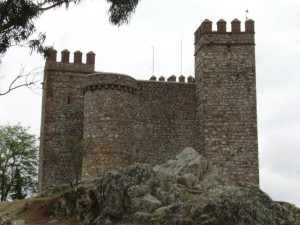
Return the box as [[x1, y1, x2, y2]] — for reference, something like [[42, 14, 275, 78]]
[[180, 39, 183, 75], [245, 9, 249, 20], [151, 46, 155, 75]]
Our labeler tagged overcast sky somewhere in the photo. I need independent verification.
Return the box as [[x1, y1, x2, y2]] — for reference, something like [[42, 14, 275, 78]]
[[0, 0, 299, 207]]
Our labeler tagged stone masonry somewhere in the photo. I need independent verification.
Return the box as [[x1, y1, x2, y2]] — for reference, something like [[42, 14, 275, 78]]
[[38, 19, 259, 190]]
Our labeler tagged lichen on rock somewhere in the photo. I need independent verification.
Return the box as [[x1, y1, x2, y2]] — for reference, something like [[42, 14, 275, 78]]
[[54, 148, 300, 225]]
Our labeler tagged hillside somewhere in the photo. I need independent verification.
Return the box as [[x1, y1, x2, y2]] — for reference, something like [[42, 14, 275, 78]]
[[1, 148, 299, 225], [0, 194, 79, 225]]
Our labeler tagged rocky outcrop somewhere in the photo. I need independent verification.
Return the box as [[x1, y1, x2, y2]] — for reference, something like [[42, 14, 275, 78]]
[[0, 213, 12, 225], [54, 148, 299, 225]]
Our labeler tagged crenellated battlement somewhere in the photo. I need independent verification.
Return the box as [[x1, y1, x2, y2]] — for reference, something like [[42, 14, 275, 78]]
[[194, 19, 255, 45], [149, 75, 195, 83], [46, 49, 95, 73], [84, 73, 196, 95]]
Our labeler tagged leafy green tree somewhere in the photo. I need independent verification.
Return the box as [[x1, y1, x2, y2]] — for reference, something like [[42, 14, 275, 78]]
[[10, 168, 27, 200], [0, 0, 141, 57], [0, 124, 38, 201]]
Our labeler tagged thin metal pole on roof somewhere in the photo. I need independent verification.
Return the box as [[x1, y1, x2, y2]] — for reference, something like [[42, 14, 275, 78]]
[[151, 46, 155, 75], [180, 39, 183, 75]]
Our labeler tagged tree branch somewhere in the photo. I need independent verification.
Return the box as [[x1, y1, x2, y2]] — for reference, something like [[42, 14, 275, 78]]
[[0, 67, 43, 96], [39, 1, 64, 11], [38, 0, 78, 11]]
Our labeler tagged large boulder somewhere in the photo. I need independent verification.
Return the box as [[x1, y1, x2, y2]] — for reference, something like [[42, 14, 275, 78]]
[[54, 148, 300, 225]]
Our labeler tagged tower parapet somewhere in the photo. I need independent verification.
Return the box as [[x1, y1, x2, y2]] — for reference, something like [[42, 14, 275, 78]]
[[46, 49, 95, 73], [148, 75, 195, 83], [167, 75, 176, 82], [179, 75, 185, 83], [74, 50, 82, 63], [159, 76, 165, 81], [187, 76, 195, 83], [194, 19, 255, 48]]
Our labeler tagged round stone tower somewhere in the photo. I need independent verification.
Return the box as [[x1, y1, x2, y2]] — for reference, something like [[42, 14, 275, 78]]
[[82, 73, 137, 179]]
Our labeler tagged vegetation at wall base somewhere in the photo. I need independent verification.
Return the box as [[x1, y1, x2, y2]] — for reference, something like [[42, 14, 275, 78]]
[[0, 124, 38, 202]]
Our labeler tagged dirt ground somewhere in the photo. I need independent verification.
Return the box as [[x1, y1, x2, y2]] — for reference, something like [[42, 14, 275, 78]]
[[0, 192, 144, 225], [0, 194, 80, 225]]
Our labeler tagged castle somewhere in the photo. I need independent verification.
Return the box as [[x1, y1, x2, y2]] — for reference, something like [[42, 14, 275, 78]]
[[38, 19, 259, 191]]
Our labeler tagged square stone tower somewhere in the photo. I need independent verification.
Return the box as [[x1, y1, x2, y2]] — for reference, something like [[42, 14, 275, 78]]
[[38, 50, 95, 190], [194, 19, 259, 184]]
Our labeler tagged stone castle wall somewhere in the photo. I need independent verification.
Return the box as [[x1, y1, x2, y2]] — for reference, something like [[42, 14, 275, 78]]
[[133, 81, 197, 165], [39, 19, 259, 190], [82, 73, 198, 179]]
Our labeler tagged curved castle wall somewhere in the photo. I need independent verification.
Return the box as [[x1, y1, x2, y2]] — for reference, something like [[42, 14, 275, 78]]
[[82, 73, 137, 179]]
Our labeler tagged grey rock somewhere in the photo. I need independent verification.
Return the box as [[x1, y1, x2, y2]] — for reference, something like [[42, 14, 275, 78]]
[[190, 184, 298, 225], [127, 184, 151, 198], [53, 148, 299, 225], [12, 220, 25, 225], [93, 216, 112, 225], [93, 164, 153, 219], [152, 187, 168, 204], [131, 194, 162, 212], [178, 173, 200, 188], [153, 147, 208, 185], [133, 212, 153, 224], [153, 206, 171, 218], [47, 219, 59, 224], [0, 213, 12, 225]]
